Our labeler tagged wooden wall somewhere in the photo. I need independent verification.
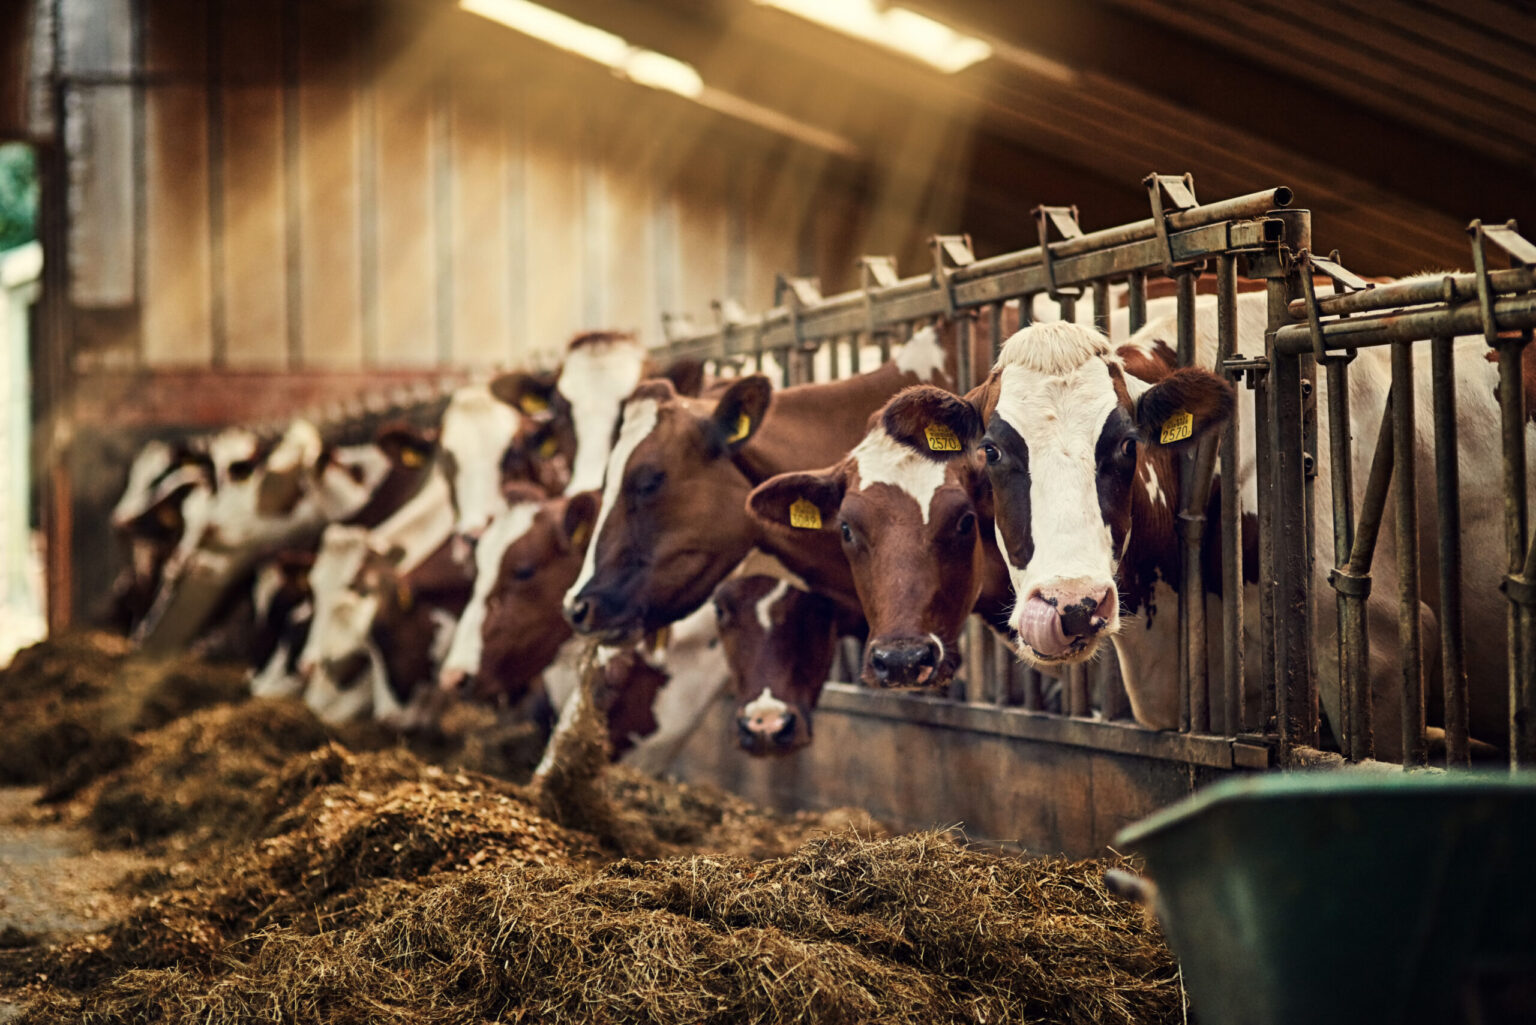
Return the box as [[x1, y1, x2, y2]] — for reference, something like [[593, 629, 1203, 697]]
[[53, 0, 875, 393]]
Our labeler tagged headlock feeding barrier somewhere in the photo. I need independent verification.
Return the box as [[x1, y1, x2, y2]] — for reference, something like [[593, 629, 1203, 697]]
[[653, 173, 1536, 775]]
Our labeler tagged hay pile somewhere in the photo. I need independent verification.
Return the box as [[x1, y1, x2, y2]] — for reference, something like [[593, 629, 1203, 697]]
[[1, 639, 1180, 1024], [0, 634, 247, 789]]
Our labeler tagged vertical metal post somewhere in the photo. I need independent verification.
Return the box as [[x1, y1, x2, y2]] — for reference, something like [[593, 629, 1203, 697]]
[[1496, 331, 1532, 763], [1175, 270, 1197, 732], [1269, 265, 1319, 758], [1216, 255, 1244, 735], [1127, 271, 1147, 335], [1431, 335, 1469, 766], [1092, 280, 1110, 334], [1391, 340, 1427, 767], [989, 302, 1004, 363]]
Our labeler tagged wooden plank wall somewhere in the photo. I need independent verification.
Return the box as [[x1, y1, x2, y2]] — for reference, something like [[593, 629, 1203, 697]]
[[60, 0, 868, 384]]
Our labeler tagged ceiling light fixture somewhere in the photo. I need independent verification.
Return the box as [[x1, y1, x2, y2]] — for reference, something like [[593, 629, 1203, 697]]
[[752, 0, 992, 74], [460, 0, 858, 156]]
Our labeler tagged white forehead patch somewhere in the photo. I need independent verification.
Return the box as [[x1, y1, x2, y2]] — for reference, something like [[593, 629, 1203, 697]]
[[266, 420, 322, 473], [559, 339, 648, 495], [113, 441, 174, 525], [753, 578, 792, 633], [440, 384, 522, 532], [893, 325, 948, 384], [441, 499, 543, 677], [742, 686, 790, 719], [849, 427, 949, 526], [565, 397, 660, 609], [997, 320, 1113, 376]]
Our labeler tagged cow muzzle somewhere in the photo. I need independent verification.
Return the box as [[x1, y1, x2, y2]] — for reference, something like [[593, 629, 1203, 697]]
[[735, 689, 806, 755], [1015, 583, 1116, 663], [564, 585, 638, 641], [864, 636, 942, 689]]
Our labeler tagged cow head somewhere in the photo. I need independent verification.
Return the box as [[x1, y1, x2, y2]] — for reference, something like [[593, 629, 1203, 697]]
[[564, 375, 772, 642], [747, 386, 990, 689], [910, 321, 1233, 668], [499, 413, 575, 498], [713, 574, 838, 754], [297, 525, 387, 692], [306, 439, 393, 523], [440, 382, 529, 540], [438, 486, 596, 702]]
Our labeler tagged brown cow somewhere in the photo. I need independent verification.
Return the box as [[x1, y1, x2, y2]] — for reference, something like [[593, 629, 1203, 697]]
[[564, 325, 956, 641]]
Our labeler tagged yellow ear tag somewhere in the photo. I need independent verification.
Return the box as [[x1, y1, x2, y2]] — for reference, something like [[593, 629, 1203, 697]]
[[924, 423, 961, 452], [726, 412, 751, 445], [538, 437, 559, 459], [1160, 409, 1194, 444], [789, 497, 822, 530], [156, 505, 179, 527], [400, 448, 424, 468], [519, 394, 549, 415], [570, 522, 590, 548]]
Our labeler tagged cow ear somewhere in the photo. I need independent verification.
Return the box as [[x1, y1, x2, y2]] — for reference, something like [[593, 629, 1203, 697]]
[[1134, 367, 1235, 451], [376, 424, 435, 468], [380, 544, 408, 567], [710, 375, 772, 452], [747, 471, 843, 533], [660, 357, 707, 398], [881, 384, 983, 462], [562, 490, 600, 551], [489, 370, 560, 417]]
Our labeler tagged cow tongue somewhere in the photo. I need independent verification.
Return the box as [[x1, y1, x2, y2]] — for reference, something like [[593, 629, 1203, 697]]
[[1018, 596, 1073, 657]]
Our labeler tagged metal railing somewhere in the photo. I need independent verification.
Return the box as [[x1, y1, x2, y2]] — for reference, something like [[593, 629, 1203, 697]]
[[652, 172, 1536, 773]]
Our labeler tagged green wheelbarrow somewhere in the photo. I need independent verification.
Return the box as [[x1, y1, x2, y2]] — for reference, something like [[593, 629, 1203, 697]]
[[1115, 772, 1536, 1025]]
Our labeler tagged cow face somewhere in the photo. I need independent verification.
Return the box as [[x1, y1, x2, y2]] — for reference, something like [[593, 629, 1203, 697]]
[[748, 387, 988, 689], [296, 525, 382, 690], [564, 376, 771, 642], [306, 441, 393, 523], [440, 383, 526, 539], [713, 575, 838, 754], [913, 322, 1233, 668], [438, 488, 595, 702], [499, 413, 575, 498]]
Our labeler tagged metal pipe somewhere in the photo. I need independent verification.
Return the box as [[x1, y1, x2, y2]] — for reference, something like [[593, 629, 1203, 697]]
[[1068, 663, 1090, 718], [956, 316, 973, 392], [1392, 342, 1427, 767], [989, 302, 1004, 362], [1216, 255, 1244, 735], [1497, 333, 1531, 764], [1285, 265, 1533, 320], [1093, 279, 1110, 334], [1431, 335, 1469, 766], [1127, 271, 1147, 335], [1274, 293, 1536, 355], [1176, 271, 1197, 732]]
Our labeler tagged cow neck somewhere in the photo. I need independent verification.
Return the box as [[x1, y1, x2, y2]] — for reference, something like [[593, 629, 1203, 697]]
[[347, 456, 433, 529], [749, 524, 863, 620], [730, 362, 919, 484], [1115, 430, 1183, 619], [370, 463, 455, 576]]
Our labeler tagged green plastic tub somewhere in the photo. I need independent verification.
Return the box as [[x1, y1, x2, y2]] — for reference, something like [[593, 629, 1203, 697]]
[[1116, 772, 1536, 1025]]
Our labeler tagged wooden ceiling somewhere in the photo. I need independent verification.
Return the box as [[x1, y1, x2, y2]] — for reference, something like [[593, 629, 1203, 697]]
[[441, 0, 1536, 276]]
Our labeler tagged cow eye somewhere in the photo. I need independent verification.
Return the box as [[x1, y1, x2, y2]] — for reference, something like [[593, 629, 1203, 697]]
[[956, 511, 976, 535], [839, 521, 854, 544], [512, 565, 536, 581], [1118, 437, 1137, 461], [630, 467, 665, 498], [228, 458, 259, 481], [981, 442, 1000, 465]]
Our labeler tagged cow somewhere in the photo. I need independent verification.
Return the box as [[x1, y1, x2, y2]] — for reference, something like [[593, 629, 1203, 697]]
[[712, 573, 840, 755], [563, 324, 955, 642], [745, 384, 1014, 691], [105, 439, 215, 633], [899, 295, 1527, 761], [437, 376, 546, 546], [246, 551, 315, 700]]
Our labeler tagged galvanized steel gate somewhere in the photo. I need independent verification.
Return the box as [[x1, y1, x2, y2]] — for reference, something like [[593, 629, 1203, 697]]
[[655, 173, 1536, 777]]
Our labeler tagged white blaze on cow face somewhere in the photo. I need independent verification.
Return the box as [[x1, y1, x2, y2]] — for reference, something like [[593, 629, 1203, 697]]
[[989, 323, 1125, 660], [112, 441, 175, 528], [753, 578, 792, 633], [440, 385, 522, 536], [848, 427, 948, 525], [557, 338, 648, 495], [563, 396, 659, 614], [439, 498, 541, 685], [310, 443, 392, 522], [297, 525, 372, 678]]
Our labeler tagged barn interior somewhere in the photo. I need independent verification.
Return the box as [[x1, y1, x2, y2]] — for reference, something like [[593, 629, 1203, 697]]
[[1, 3, 1535, 1021]]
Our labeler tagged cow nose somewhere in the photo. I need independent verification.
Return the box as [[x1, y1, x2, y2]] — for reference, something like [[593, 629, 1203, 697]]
[[736, 709, 798, 751], [866, 638, 940, 688], [566, 597, 593, 631], [1017, 585, 1115, 658], [566, 587, 622, 634], [439, 667, 468, 693]]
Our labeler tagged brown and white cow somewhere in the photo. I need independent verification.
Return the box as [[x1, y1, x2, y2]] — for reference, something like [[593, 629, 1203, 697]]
[[906, 295, 1527, 760], [563, 325, 955, 640], [712, 574, 841, 754], [747, 384, 1013, 691]]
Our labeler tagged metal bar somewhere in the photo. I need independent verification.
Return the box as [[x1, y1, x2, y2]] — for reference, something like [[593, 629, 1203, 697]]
[[1175, 270, 1197, 733], [1127, 271, 1147, 334], [989, 302, 1004, 363], [956, 315, 973, 392], [1068, 664, 1090, 718], [1216, 255, 1245, 735], [1431, 335, 1469, 766], [1057, 293, 1076, 325], [661, 215, 1285, 359], [1253, 338, 1278, 738], [1270, 276, 1318, 759], [1497, 333, 1532, 764], [1273, 292, 1536, 355], [1339, 389, 1397, 763], [1285, 265, 1534, 320], [1392, 341, 1427, 767], [1092, 279, 1110, 334], [1023, 665, 1042, 712]]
